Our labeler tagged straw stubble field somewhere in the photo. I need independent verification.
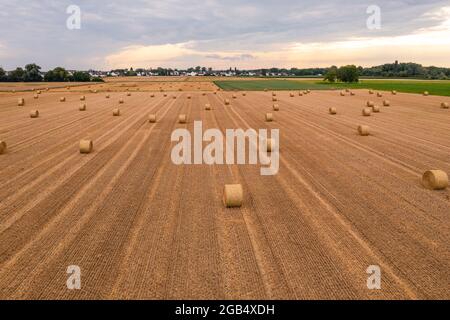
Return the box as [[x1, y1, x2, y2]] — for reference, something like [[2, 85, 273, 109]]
[[0, 83, 449, 299]]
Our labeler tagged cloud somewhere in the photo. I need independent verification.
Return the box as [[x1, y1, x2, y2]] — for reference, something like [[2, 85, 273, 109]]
[[0, 43, 7, 61], [0, 1, 450, 69], [105, 43, 195, 68], [203, 54, 255, 61], [104, 5, 450, 69], [105, 43, 257, 68]]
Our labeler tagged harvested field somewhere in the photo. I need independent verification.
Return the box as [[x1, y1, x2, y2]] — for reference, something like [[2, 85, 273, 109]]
[[95, 77, 219, 92], [102, 81, 218, 92], [0, 82, 99, 92], [0, 85, 449, 300]]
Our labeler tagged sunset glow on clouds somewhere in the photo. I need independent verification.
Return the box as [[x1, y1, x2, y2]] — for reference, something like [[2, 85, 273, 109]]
[[0, 1, 449, 70]]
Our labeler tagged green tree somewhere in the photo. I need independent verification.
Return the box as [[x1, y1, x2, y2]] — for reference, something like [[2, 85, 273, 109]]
[[24, 63, 42, 82], [8, 67, 26, 81], [126, 69, 137, 76], [324, 66, 338, 82], [337, 65, 359, 82], [0, 67, 6, 81], [72, 71, 91, 82], [44, 67, 70, 82]]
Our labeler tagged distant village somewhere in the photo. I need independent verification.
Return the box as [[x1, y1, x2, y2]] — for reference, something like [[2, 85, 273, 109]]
[[1, 64, 318, 82], [86, 67, 299, 78]]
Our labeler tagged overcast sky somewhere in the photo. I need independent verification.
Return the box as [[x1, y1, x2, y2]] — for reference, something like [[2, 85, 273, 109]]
[[0, 0, 449, 70]]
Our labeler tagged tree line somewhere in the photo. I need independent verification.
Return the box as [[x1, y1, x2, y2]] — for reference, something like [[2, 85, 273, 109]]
[[323, 62, 450, 83], [0, 64, 103, 82], [1, 62, 449, 82]]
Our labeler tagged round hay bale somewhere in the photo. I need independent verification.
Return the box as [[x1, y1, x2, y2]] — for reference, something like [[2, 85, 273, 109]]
[[272, 92, 277, 97], [298, 92, 303, 96], [178, 88, 183, 91], [307, 89, 311, 93], [264, 88, 268, 92], [127, 92, 131, 96], [18, 98, 25, 106], [265, 113, 273, 122], [372, 105, 381, 113], [369, 90, 374, 94], [113, 108, 121, 116], [329, 107, 337, 115], [224, 99, 230, 105], [79, 104, 87, 111], [266, 138, 275, 152], [202, 92, 206, 96], [30, 110, 39, 118], [350, 92, 356, 96], [0, 141, 7, 154], [367, 101, 375, 107], [232, 94, 237, 99], [37, 90, 41, 94], [223, 184, 243, 208], [358, 125, 370, 136], [187, 95, 192, 99], [150, 93, 155, 98], [383, 100, 390, 106], [362, 108, 372, 116], [290, 92, 295, 97], [377, 92, 383, 97], [205, 103, 211, 110], [80, 96, 86, 101], [148, 114, 157, 123], [345, 88, 350, 93], [179, 114, 187, 124], [340, 91, 345, 96], [79, 139, 93, 154], [242, 92, 246, 96], [423, 91, 429, 96], [105, 95, 110, 99], [392, 90, 397, 95], [60, 97, 66, 102], [172, 95, 176, 99], [422, 170, 448, 190], [66, 86, 70, 90], [303, 90, 308, 95], [34, 94, 39, 99], [272, 104, 279, 111], [272, 97, 278, 102], [119, 98, 124, 104], [164, 93, 168, 97], [441, 102, 449, 109]]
